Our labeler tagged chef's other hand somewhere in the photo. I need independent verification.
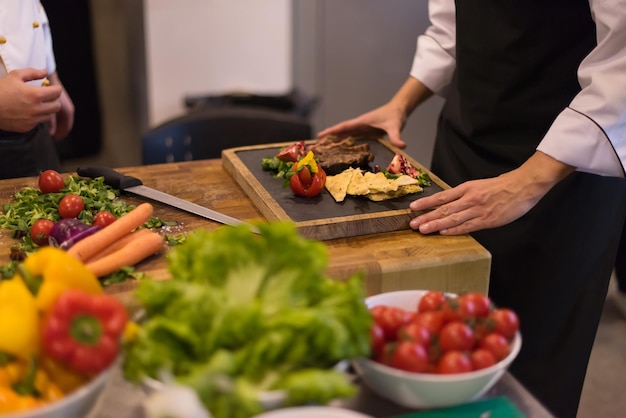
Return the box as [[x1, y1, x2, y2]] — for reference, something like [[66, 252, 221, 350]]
[[48, 87, 75, 140], [409, 152, 575, 235], [46, 72, 75, 140], [316, 102, 408, 149], [0, 68, 62, 133]]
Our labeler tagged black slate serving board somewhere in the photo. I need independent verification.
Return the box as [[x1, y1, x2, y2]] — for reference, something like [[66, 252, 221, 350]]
[[222, 138, 447, 240]]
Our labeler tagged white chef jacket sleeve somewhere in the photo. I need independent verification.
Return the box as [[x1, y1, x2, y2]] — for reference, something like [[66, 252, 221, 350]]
[[537, 0, 626, 178], [409, 0, 456, 96], [40, 3, 57, 74]]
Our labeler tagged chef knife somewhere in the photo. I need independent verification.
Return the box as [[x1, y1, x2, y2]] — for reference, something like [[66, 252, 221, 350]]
[[77, 166, 259, 232]]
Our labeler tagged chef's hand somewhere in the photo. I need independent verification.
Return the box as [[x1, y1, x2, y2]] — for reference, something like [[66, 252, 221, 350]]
[[409, 152, 575, 235], [317, 101, 408, 148], [46, 72, 75, 140], [0, 68, 62, 133], [317, 77, 433, 149]]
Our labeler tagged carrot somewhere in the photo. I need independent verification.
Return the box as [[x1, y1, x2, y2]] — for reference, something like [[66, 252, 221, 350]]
[[83, 228, 155, 264], [84, 229, 165, 277], [66, 202, 154, 262]]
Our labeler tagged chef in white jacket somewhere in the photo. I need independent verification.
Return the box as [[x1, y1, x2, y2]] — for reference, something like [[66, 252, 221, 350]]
[[319, 0, 626, 416], [0, 0, 74, 179]]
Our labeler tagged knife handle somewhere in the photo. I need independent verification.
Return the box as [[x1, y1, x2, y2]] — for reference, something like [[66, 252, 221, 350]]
[[77, 166, 143, 189]]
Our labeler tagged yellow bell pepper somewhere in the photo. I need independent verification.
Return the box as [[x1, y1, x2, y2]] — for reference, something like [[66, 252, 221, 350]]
[[0, 278, 39, 359], [22, 246, 103, 313]]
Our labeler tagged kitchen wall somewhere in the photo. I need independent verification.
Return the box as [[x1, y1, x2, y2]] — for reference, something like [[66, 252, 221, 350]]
[[144, 0, 292, 127], [293, 0, 443, 167], [82, 0, 441, 170]]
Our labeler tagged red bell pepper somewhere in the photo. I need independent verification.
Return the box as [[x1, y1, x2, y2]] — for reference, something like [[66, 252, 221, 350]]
[[41, 290, 128, 375], [289, 151, 327, 197]]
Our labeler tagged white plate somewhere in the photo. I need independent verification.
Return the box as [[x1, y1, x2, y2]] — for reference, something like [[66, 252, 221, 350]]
[[253, 406, 374, 418]]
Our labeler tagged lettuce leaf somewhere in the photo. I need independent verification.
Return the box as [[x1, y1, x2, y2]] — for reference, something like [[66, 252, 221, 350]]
[[123, 222, 372, 418]]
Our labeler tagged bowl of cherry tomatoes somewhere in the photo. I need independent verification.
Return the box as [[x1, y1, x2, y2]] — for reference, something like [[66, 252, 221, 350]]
[[353, 290, 521, 409]]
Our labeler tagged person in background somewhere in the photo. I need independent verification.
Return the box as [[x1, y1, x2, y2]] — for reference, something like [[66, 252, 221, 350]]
[[0, 0, 74, 179], [318, 1, 626, 417]]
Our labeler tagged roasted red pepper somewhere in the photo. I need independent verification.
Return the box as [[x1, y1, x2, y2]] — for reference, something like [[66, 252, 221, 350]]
[[289, 151, 327, 197], [41, 290, 128, 375]]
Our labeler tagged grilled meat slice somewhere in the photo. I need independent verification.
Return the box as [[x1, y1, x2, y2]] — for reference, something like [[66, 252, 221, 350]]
[[309, 136, 375, 175]]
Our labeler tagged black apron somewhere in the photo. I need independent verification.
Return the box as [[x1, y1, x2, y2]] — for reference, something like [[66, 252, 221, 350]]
[[0, 124, 63, 179], [430, 1, 626, 417]]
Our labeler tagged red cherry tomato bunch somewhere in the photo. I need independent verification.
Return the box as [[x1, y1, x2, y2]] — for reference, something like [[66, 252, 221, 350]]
[[369, 291, 519, 374], [30, 170, 118, 247]]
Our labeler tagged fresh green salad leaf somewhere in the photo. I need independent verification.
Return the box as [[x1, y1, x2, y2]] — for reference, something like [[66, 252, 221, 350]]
[[123, 222, 372, 418], [261, 157, 294, 180], [379, 168, 432, 186]]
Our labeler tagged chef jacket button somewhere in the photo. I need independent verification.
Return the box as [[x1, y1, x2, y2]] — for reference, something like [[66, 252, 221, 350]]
[[0, 36, 6, 44], [33, 21, 40, 28]]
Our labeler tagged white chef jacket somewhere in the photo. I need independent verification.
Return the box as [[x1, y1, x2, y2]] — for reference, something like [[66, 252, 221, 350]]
[[410, 0, 626, 178], [0, 0, 56, 84]]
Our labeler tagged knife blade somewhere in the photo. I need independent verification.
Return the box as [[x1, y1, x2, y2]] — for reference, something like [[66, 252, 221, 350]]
[[77, 166, 259, 232]]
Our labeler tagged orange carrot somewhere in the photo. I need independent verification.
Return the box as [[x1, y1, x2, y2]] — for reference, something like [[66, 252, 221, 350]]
[[83, 228, 155, 264], [84, 229, 165, 277], [66, 202, 154, 262]]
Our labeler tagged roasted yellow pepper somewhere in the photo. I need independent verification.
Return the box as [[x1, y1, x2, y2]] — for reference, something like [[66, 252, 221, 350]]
[[0, 386, 41, 414], [39, 355, 87, 394], [0, 277, 39, 359], [22, 246, 103, 313], [0, 356, 63, 413]]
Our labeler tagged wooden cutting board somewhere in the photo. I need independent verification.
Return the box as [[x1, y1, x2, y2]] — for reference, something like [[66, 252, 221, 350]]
[[222, 138, 450, 240]]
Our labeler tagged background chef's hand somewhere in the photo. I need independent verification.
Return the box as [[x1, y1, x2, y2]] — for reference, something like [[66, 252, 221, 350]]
[[0, 68, 62, 133], [409, 152, 575, 235], [46, 72, 75, 140], [316, 101, 408, 148]]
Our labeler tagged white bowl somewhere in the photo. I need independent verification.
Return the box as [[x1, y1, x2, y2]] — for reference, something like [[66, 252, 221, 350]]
[[353, 290, 522, 409], [1, 363, 113, 418]]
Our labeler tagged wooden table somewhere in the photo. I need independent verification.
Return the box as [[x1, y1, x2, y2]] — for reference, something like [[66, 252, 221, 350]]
[[0, 159, 491, 306], [0, 161, 553, 417]]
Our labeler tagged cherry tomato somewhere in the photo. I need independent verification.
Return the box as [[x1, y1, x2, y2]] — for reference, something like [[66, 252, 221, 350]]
[[289, 165, 327, 197], [438, 321, 475, 352], [389, 341, 430, 373], [417, 290, 446, 313], [370, 323, 386, 357], [412, 310, 446, 335], [479, 333, 510, 361], [471, 316, 492, 341], [376, 342, 396, 365], [93, 211, 117, 228], [440, 296, 477, 322], [38, 170, 64, 194], [370, 305, 388, 322], [30, 219, 55, 246], [488, 308, 520, 340], [58, 194, 85, 219], [397, 322, 431, 346], [436, 350, 473, 374], [377, 306, 412, 340], [460, 292, 492, 317], [470, 348, 497, 370]]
